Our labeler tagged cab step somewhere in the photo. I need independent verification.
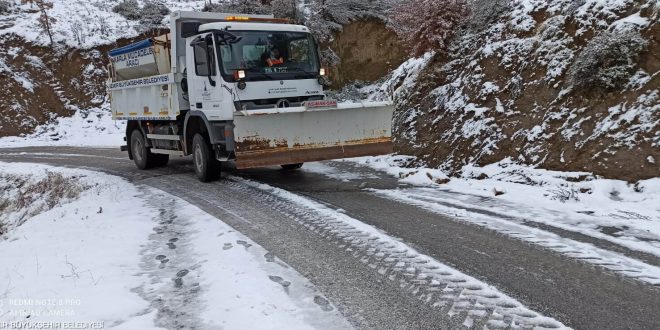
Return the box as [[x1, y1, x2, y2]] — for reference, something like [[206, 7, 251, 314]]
[[151, 148, 185, 156], [147, 134, 183, 141]]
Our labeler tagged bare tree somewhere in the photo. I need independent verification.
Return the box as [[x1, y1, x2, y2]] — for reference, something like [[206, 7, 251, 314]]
[[23, 0, 56, 48]]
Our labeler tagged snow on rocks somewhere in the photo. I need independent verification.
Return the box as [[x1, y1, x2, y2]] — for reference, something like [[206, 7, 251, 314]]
[[0, 162, 349, 329]]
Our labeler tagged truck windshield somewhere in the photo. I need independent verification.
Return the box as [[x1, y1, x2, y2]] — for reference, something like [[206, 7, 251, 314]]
[[216, 31, 320, 81]]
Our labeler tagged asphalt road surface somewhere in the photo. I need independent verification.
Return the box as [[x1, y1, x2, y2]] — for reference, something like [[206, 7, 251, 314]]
[[1, 147, 659, 330]]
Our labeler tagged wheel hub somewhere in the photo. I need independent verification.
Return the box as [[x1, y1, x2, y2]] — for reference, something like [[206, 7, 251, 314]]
[[194, 145, 203, 172], [133, 139, 143, 161]]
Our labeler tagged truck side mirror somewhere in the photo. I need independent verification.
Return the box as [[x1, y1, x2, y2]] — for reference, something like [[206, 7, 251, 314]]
[[204, 35, 216, 87], [190, 36, 216, 87]]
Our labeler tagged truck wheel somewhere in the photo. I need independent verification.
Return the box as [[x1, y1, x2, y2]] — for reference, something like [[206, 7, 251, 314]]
[[131, 129, 155, 170], [192, 133, 220, 182], [281, 163, 303, 170]]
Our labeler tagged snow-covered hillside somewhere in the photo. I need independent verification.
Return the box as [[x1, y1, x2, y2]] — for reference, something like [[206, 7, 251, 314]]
[[1, 0, 205, 48], [382, 0, 659, 181], [0, 0, 205, 138]]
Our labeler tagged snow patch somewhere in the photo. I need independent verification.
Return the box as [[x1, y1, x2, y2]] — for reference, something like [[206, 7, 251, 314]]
[[0, 105, 125, 148]]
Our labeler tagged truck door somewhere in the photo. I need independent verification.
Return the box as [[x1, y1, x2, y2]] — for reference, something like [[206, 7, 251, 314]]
[[187, 34, 223, 118]]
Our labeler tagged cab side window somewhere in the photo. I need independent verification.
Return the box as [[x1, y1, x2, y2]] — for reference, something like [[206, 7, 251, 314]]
[[193, 40, 216, 76]]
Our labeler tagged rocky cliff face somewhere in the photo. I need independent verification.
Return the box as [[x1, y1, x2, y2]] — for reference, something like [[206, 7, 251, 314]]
[[388, 0, 659, 181], [0, 36, 109, 137], [325, 19, 407, 87]]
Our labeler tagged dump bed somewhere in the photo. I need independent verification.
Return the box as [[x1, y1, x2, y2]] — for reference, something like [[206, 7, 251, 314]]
[[107, 35, 188, 120], [108, 73, 185, 120]]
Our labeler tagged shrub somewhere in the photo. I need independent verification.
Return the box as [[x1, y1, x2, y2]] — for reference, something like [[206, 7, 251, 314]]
[[203, 0, 270, 15], [1, 171, 87, 232], [139, 0, 171, 28], [467, 0, 511, 31], [568, 28, 648, 91], [0, 0, 11, 14], [563, 0, 586, 15], [548, 186, 579, 203], [112, 0, 141, 20], [389, 0, 470, 56], [144, 0, 170, 16], [271, 0, 297, 20]]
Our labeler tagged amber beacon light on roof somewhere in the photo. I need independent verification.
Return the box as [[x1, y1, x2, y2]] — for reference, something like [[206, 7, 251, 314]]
[[224, 15, 291, 23]]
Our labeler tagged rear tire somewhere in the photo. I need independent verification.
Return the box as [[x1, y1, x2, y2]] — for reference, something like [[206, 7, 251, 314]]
[[281, 163, 304, 170], [192, 133, 221, 182], [131, 129, 157, 170]]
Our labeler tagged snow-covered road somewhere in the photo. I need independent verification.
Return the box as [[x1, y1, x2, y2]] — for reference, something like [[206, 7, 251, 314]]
[[0, 163, 350, 329], [1, 148, 659, 329]]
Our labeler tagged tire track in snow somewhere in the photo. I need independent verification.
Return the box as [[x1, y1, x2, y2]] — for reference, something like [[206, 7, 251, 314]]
[[228, 177, 568, 329]]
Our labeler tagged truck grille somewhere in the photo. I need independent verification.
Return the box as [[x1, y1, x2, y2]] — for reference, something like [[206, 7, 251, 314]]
[[234, 96, 324, 111]]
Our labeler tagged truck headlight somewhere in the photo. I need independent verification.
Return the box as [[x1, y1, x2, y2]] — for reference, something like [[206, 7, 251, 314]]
[[233, 70, 246, 80]]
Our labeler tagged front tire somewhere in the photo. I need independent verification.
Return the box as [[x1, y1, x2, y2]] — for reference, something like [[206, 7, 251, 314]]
[[192, 133, 221, 182]]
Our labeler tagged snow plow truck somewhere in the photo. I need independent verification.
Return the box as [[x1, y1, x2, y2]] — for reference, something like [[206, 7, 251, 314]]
[[107, 11, 394, 181]]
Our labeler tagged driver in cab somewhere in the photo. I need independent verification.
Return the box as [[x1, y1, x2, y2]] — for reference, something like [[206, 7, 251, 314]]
[[264, 47, 284, 67]]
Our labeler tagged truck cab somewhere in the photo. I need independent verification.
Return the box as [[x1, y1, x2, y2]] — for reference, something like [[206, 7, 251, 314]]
[[186, 19, 326, 116]]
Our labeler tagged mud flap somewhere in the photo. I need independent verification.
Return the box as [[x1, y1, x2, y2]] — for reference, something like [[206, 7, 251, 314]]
[[232, 102, 394, 169]]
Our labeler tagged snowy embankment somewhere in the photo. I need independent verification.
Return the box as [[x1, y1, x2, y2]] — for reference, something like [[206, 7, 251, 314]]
[[0, 162, 349, 329], [306, 155, 660, 284], [353, 155, 660, 254], [0, 106, 125, 148]]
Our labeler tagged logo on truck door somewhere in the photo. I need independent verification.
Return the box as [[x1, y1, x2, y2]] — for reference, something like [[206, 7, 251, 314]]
[[202, 81, 212, 101]]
